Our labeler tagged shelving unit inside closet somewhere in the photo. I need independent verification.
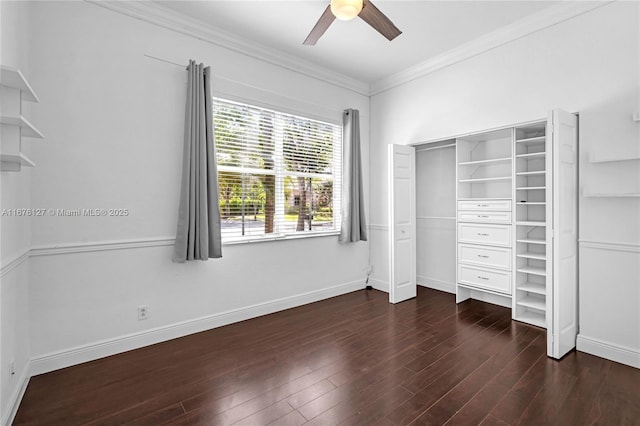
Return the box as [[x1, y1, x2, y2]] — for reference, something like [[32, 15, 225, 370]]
[[513, 121, 549, 328], [456, 128, 513, 305]]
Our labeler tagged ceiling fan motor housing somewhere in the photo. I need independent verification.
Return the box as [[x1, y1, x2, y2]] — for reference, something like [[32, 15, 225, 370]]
[[330, 0, 363, 21]]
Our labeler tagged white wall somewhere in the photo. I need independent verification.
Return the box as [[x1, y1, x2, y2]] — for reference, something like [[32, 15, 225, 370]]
[[0, 1, 34, 422], [22, 1, 370, 373], [415, 145, 456, 293], [369, 2, 639, 367]]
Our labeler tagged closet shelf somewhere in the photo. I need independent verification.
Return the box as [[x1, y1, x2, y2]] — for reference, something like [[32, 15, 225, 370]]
[[458, 157, 512, 166], [516, 171, 546, 176], [516, 152, 545, 159], [517, 281, 546, 295], [0, 114, 44, 138], [516, 221, 546, 226], [516, 238, 546, 245], [516, 136, 545, 144], [458, 176, 511, 183], [516, 186, 545, 191], [517, 266, 546, 276], [457, 197, 512, 201], [517, 296, 546, 311], [517, 252, 546, 260], [515, 311, 546, 328], [516, 202, 545, 205], [0, 66, 39, 102], [417, 216, 456, 220]]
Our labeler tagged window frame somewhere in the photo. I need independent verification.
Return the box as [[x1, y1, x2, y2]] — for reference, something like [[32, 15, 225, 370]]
[[212, 97, 342, 245]]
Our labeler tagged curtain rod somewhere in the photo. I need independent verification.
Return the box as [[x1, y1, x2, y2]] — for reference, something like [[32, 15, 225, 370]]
[[144, 54, 188, 70], [416, 143, 456, 152]]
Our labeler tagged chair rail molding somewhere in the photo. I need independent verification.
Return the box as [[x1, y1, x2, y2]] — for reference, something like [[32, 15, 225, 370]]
[[29, 237, 176, 257], [579, 239, 640, 253], [1, 249, 30, 277]]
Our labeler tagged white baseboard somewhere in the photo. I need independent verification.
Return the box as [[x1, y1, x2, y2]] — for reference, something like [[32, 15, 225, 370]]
[[2, 360, 31, 426], [577, 334, 640, 369], [417, 276, 455, 294], [368, 278, 388, 293], [31, 279, 364, 375]]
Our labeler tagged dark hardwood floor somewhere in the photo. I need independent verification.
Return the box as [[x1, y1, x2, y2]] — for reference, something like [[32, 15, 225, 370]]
[[14, 287, 640, 425]]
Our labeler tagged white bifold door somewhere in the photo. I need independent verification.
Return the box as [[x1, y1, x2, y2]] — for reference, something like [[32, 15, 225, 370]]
[[548, 109, 578, 359], [388, 144, 416, 304]]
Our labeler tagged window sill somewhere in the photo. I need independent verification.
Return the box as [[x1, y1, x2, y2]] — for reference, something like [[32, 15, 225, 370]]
[[222, 231, 340, 246]]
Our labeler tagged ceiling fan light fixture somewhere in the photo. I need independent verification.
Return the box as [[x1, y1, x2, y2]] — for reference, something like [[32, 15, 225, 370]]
[[330, 0, 363, 21]]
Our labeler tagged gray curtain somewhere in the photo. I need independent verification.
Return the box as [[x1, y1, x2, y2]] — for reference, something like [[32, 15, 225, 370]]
[[173, 60, 222, 262], [339, 108, 368, 243]]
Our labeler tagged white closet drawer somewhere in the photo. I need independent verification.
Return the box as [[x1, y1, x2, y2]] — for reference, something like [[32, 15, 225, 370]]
[[458, 223, 511, 247], [458, 264, 512, 294], [458, 244, 511, 270], [457, 210, 512, 223], [457, 200, 511, 211]]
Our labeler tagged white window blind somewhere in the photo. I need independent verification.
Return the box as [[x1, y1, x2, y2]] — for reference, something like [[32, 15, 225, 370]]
[[213, 98, 342, 242]]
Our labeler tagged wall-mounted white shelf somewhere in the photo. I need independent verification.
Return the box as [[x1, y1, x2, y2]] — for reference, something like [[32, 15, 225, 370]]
[[516, 202, 546, 205], [1, 153, 35, 168], [1, 65, 42, 172], [0, 114, 44, 138], [1, 66, 39, 102]]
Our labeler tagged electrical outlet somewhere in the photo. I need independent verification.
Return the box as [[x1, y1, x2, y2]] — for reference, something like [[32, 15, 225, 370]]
[[138, 305, 149, 320], [9, 361, 15, 376]]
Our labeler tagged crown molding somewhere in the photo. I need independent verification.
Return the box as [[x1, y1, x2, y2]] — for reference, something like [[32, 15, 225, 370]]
[[87, 1, 612, 98], [370, 1, 614, 96], [86, 1, 370, 96]]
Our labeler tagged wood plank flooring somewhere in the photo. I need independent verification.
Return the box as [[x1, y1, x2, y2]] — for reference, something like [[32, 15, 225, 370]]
[[14, 287, 640, 425]]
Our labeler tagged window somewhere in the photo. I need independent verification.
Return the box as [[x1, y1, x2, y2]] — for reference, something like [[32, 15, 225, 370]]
[[213, 98, 342, 242]]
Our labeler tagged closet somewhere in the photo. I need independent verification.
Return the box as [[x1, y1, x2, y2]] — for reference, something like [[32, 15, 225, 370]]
[[400, 109, 578, 359]]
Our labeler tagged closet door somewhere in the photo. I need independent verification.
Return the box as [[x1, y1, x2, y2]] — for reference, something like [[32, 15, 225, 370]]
[[388, 144, 416, 303], [549, 109, 578, 359]]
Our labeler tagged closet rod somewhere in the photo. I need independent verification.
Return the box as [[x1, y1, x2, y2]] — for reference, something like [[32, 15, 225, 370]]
[[416, 143, 456, 152]]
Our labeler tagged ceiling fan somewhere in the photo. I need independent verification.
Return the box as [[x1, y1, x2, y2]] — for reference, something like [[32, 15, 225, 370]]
[[304, 0, 402, 45]]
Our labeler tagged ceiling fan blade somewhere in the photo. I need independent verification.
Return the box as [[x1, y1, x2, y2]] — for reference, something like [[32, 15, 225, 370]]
[[358, 0, 402, 41], [303, 5, 336, 45]]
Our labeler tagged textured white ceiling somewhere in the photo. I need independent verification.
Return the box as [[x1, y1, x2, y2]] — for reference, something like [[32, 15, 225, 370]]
[[155, 1, 558, 83]]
